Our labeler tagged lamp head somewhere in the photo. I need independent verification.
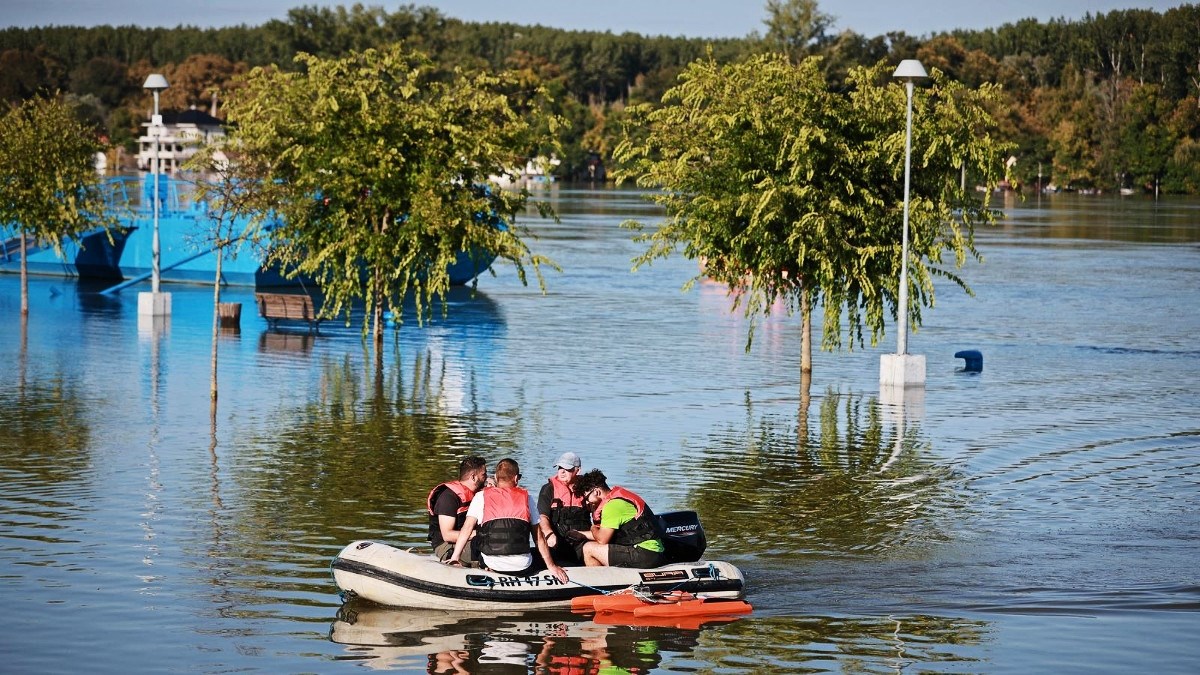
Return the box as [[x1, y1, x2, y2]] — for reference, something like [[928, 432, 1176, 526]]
[[142, 74, 169, 91], [892, 59, 927, 80]]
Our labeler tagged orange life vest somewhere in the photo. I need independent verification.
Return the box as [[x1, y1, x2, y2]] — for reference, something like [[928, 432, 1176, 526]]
[[546, 475, 591, 535], [426, 481, 475, 545], [478, 486, 532, 556], [596, 486, 661, 548]]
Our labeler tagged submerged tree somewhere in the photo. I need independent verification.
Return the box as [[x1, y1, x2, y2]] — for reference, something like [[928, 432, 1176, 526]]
[[614, 54, 1010, 376], [0, 94, 113, 315], [185, 149, 270, 404], [219, 43, 558, 352]]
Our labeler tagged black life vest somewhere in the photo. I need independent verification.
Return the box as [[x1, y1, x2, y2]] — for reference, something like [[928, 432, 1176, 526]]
[[596, 486, 663, 548], [546, 475, 591, 535], [426, 481, 475, 545], [477, 486, 532, 556]]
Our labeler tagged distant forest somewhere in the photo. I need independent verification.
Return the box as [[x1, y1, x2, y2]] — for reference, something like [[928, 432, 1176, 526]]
[[3, 2, 1199, 193]]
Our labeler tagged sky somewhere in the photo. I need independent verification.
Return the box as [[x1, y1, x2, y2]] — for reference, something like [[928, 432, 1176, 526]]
[[0, 1, 1186, 39]]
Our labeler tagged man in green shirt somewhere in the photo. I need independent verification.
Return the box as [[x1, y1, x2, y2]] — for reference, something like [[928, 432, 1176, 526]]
[[571, 469, 666, 568]]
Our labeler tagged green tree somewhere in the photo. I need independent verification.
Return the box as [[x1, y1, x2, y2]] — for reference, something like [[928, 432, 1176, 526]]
[[761, 0, 835, 62], [0, 49, 52, 103], [1119, 82, 1177, 192], [184, 149, 270, 404], [68, 56, 131, 107], [614, 54, 1009, 377], [219, 44, 557, 353], [1040, 65, 1102, 188], [0, 95, 112, 315], [160, 54, 246, 115]]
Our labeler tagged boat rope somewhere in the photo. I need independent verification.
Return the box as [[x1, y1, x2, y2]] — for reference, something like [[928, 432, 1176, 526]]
[[569, 579, 613, 595]]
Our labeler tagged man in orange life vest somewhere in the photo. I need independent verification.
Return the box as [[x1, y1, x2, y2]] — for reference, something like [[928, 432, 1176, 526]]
[[427, 456, 488, 565], [571, 469, 666, 568], [446, 458, 569, 583], [537, 451, 591, 565]]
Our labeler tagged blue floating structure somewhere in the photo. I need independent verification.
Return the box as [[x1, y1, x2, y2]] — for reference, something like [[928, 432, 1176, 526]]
[[1, 174, 497, 291], [954, 349, 983, 372]]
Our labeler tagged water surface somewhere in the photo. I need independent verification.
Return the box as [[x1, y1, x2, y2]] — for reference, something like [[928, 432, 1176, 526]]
[[1, 188, 1198, 673]]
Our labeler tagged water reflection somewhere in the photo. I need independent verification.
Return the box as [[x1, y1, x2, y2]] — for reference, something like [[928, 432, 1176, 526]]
[[233, 289, 522, 553], [330, 601, 733, 673], [709, 614, 988, 673], [328, 602, 989, 674], [999, 194, 1200, 244], [2, 190, 1198, 673], [691, 387, 960, 561]]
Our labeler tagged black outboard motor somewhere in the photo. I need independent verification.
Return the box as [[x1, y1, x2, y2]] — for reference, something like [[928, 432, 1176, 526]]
[[656, 511, 707, 563]]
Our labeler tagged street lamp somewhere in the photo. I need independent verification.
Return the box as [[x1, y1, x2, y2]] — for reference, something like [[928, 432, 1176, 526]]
[[139, 73, 171, 318], [880, 59, 927, 389]]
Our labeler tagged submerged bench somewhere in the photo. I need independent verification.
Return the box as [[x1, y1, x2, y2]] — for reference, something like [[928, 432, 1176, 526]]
[[255, 293, 320, 332]]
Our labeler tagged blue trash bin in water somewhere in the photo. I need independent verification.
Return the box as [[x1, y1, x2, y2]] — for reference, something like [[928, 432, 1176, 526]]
[[954, 349, 983, 372]]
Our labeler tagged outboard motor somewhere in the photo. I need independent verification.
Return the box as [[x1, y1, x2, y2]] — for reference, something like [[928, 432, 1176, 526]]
[[656, 511, 707, 563]]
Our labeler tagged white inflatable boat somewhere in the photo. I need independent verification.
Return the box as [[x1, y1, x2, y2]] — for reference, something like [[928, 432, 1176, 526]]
[[330, 512, 745, 610]]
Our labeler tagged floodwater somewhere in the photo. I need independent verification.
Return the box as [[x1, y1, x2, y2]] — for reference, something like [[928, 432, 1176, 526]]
[[1, 187, 1198, 673]]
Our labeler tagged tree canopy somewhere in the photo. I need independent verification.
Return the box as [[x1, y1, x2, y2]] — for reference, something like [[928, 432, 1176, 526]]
[[218, 43, 557, 347], [614, 54, 1010, 374], [2, 3, 1198, 191], [0, 94, 112, 314]]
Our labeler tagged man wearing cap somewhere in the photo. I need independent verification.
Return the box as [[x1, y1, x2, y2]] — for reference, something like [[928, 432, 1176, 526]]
[[537, 452, 591, 565]]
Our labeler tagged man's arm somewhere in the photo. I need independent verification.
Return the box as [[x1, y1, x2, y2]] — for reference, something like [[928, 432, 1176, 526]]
[[447, 516, 477, 565], [535, 483, 558, 546], [592, 524, 615, 545], [438, 514, 461, 544], [593, 499, 633, 545], [538, 513, 557, 547], [534, 526, 568, 581], [530, 496, 568, 582]]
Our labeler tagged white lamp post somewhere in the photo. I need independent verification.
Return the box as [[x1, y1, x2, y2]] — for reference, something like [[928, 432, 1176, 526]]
[[139, 73, 171, 318], [881, 59, 927, 389]]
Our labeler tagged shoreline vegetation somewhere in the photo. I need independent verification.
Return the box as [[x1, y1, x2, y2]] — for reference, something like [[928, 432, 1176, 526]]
[[2, 2, 1198, 193]]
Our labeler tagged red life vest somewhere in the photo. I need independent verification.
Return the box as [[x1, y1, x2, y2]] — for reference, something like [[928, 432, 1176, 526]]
[[426, 481, 475, 545], [596, 486, 661, 548], [478, 486, 532, 556], [546, 475, 591, 535]]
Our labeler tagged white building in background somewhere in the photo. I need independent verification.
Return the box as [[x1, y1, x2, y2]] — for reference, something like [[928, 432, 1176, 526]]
[[489, 155, 561, 189], [136, 107, 226, 173]]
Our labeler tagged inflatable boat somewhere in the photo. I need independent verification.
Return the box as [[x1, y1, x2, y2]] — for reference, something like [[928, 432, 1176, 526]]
[[330, 511, 746, 611]]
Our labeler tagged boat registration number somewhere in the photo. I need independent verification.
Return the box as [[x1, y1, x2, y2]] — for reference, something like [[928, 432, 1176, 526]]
[[467, 574, 567, 588]]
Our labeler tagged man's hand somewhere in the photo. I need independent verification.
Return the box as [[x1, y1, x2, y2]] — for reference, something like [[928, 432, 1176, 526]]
[[548, 564, 569, 583]]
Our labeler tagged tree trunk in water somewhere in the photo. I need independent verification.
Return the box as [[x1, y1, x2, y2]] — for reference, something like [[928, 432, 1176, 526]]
[[372, 264, 384, 358], [20, 232, 29, 316], [210, 252, 222, 403], [797, 368, 812, 453], [19, 312, 29, 396], [800, 288, 812, 375]]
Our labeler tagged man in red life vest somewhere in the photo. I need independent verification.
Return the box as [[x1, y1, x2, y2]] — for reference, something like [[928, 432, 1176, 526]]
[[446, 458, 569, 583], [571, 469, 667, 568], [537, 451, 591, 565], [427, 456, 488, 565]]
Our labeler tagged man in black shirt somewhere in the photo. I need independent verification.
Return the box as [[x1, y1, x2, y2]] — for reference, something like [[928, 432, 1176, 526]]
[[427, 456, 488, 564]]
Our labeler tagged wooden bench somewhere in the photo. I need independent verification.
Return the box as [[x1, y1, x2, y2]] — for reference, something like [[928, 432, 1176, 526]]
[[255, 293, 320, 332]]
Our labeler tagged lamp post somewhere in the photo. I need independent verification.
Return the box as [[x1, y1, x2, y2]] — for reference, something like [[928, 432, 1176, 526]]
[[139, 73, 171, 318], [880, 59, 927, 390]]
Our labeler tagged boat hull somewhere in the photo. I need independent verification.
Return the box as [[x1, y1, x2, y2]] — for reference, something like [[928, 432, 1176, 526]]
[[331, 540, 745, 611]]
